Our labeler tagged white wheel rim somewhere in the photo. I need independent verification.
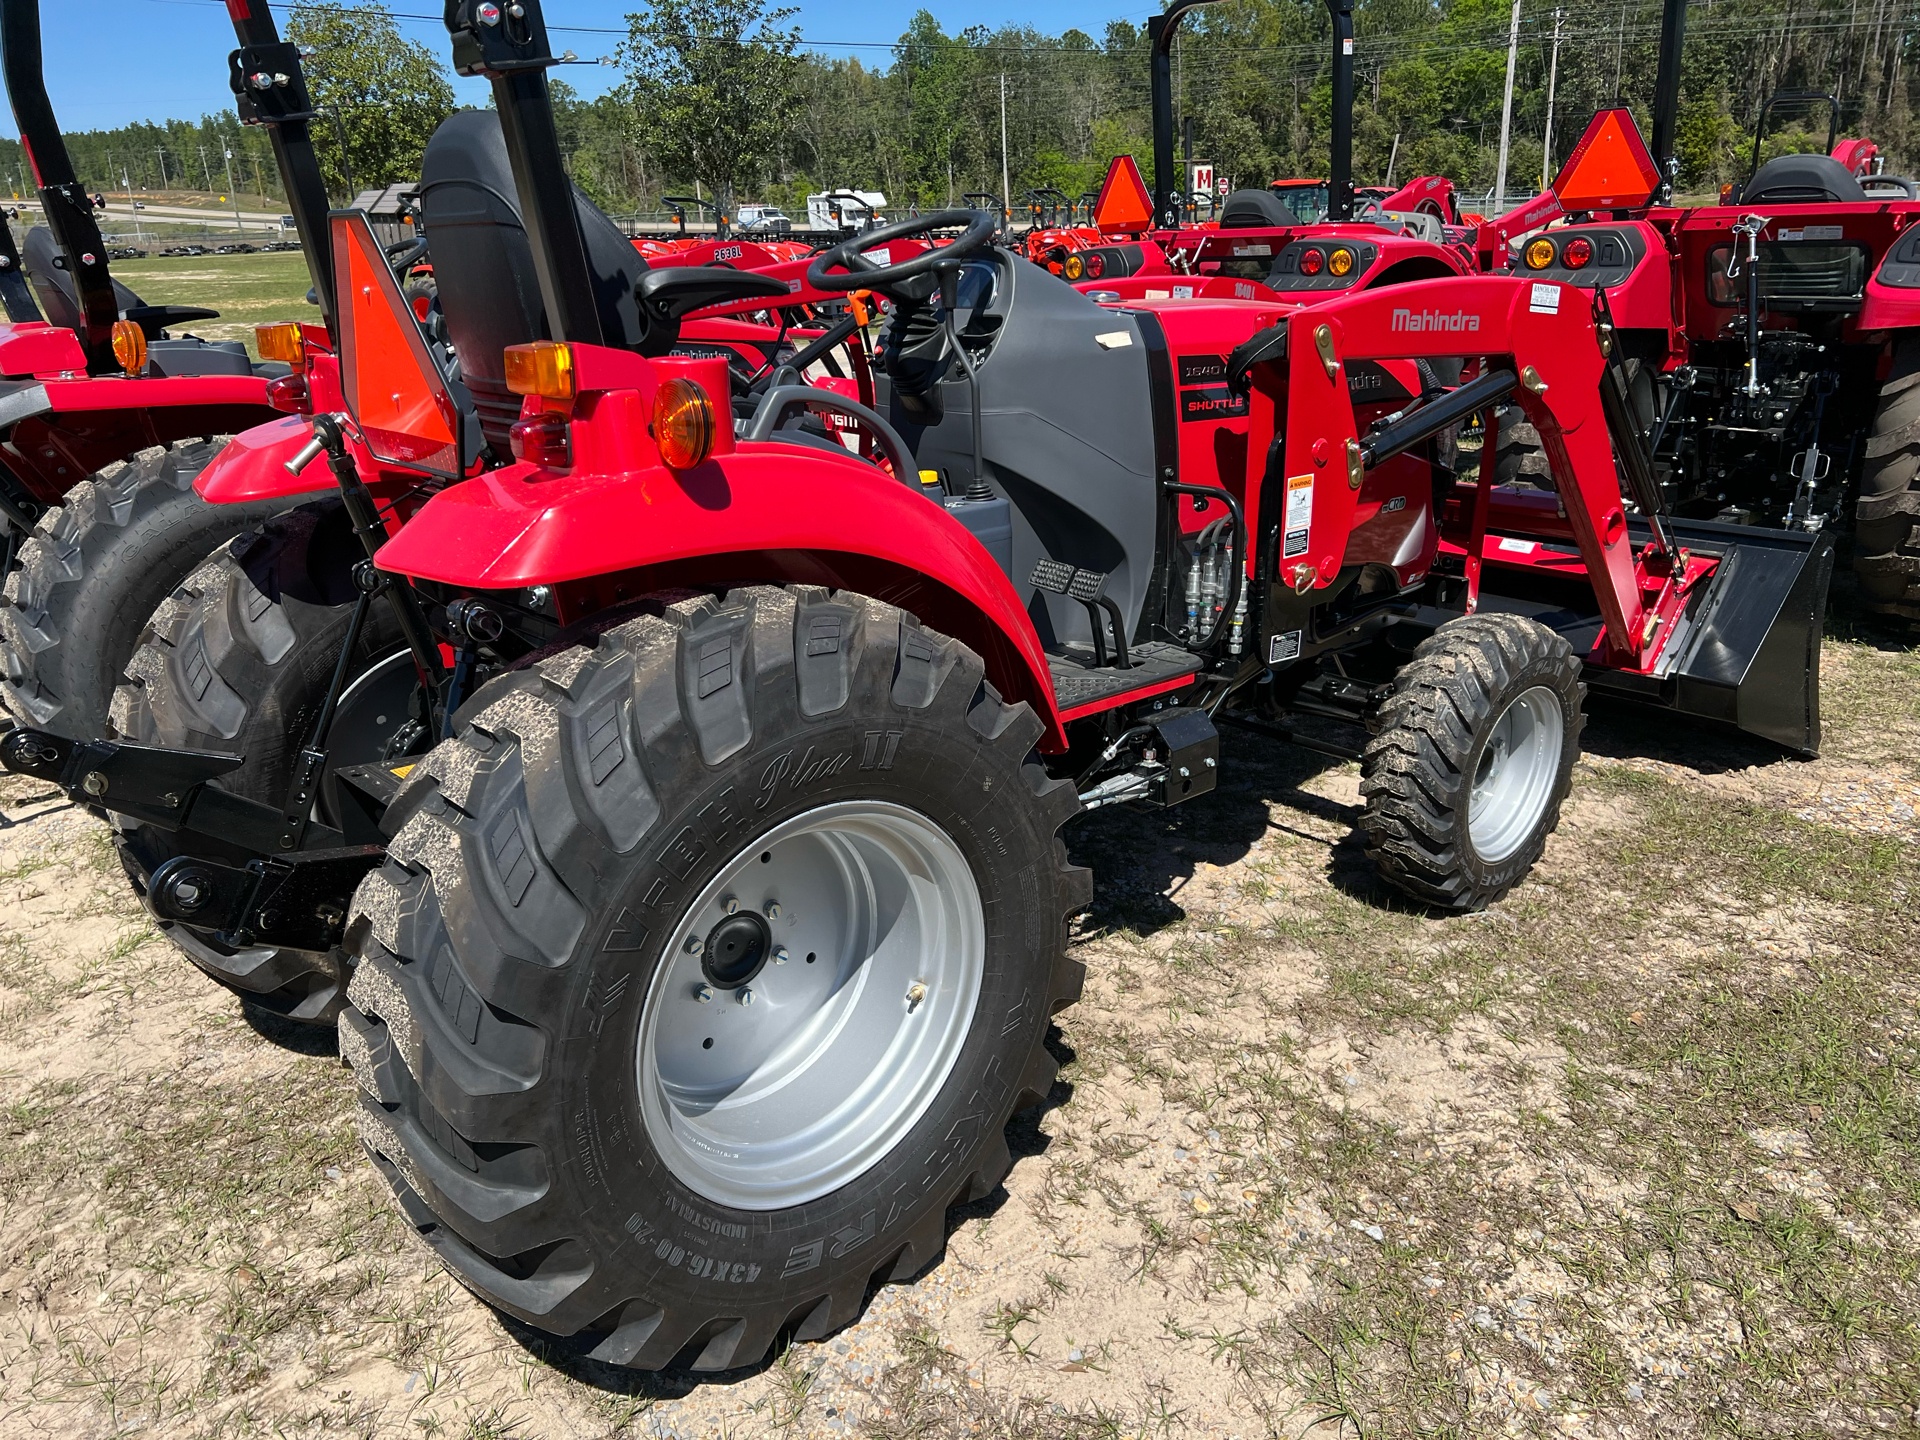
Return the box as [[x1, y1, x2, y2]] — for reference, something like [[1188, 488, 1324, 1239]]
[[636, 800, 985, 1211], [1467, 684, 1564, 864]]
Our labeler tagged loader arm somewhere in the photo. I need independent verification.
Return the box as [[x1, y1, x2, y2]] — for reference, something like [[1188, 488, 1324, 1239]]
[[1274, 275, 1649, 665]]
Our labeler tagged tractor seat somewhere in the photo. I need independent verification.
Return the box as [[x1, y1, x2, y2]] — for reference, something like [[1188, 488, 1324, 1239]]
[[1743, 154, 1868, 205], [417, 109, 662, 457], [22, 227, 256, 376], [635, 266, 790, 326], [22, 226, 145, 335], [1219, 189, 1302, 228]]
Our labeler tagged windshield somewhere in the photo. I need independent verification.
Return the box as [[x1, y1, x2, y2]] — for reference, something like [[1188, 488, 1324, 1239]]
[[1269, 183, 1329, 224]]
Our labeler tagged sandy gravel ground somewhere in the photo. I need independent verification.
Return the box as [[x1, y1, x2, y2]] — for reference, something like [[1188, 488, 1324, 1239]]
[[0, 624, 1916, 1439]]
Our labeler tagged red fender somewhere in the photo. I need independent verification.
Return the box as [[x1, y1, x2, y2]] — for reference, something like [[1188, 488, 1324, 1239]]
[[374, 434, 1068, 746], [194, 413, 334, 504]]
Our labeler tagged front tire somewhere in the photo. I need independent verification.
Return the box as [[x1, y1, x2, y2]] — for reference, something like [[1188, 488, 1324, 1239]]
[[340, 587, 1087, 1371], [1360, 614, 1583, 910], [0, 441, 284, 736]]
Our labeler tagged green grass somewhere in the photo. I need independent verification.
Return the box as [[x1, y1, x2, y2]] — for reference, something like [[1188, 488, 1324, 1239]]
[[110, 250, 316, 354]]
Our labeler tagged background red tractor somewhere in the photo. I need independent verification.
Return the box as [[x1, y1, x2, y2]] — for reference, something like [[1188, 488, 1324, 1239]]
[[0, 0, 288, 738], [1499, 0, 1920, 622]]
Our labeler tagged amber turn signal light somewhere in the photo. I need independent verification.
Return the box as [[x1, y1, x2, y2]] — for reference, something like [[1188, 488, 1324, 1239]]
[[1063, 253, 1085, 281], [110, 319, 147, 377], [1524, 237, 1557, 270], [1327, 246, 1355, 277], [504, 340, 575, 401], [255, 321, 307, 370], [653, 376, 716, 470]]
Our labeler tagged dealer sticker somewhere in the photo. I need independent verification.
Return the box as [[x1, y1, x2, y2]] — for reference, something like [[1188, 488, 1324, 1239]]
[[1283, 473, 1314, 557], [1529, 282, 1560, 314], [1496, 536, 1538, 554]]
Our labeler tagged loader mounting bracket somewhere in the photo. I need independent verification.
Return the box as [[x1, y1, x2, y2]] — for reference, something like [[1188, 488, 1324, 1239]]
[[148, 847, 384, 952]]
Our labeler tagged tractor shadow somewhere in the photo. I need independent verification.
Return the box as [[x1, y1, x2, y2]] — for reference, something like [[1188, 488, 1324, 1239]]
[[1065, 721, 1363, 934]]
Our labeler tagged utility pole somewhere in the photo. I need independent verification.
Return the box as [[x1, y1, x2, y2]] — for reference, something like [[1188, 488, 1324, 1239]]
[[999, 72, 1011, 226], [155, 146, 167, 191], [222, 146, 243, 234], [1492, 0, 1522, 210], [198, 145, 213, 192], [1541, 7, 1563, 188]]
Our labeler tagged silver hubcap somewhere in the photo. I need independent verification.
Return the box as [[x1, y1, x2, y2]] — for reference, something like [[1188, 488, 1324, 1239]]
[[1467, 685, 1564, 863], [637, 800, 984, 1211]]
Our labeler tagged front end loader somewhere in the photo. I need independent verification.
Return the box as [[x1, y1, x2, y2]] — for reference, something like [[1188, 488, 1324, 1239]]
[[2, 0, 1833, 1379]]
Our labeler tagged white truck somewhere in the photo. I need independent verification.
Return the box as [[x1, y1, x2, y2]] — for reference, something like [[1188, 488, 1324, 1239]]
[[734, 203, 792, 235], [806, 189, 886, 232]]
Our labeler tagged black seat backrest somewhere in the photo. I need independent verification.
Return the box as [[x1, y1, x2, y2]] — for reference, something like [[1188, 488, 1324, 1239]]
[[23, 226, 144, 338], [1744, 154, 1868, 205], [417, 109, 661, 454], [1219, 188, 1301, 229]]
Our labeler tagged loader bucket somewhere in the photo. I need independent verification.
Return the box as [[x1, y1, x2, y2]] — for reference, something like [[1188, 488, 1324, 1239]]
[[1589, 517, 1834, 755]]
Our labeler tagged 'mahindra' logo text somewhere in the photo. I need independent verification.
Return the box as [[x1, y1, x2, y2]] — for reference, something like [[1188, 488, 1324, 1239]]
[[1390, 308, 1482, 333]]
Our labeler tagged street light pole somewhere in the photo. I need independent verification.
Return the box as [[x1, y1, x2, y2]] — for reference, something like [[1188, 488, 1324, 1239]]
[[1541, 7, 1563, 189], [999, 72, 1011, 228], [1492, 0, 1522, 211], [223, 146, 244, 234]]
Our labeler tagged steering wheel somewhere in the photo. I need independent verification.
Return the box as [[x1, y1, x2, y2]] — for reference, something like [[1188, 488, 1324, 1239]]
[[806, 208, 999, 293]]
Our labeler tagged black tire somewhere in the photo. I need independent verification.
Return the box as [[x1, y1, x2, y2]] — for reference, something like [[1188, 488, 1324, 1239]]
[[1359, 614, 1583, 911], [0, 441, 284, 738], [1456, 405, 1551, 488], [111, 498, 409, 1025], [339, 586, 1087, 1371], [1853, 338, 1920, 620]]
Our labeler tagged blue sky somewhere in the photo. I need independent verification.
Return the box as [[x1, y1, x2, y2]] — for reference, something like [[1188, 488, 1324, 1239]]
[[6, 0, 1161, 136]]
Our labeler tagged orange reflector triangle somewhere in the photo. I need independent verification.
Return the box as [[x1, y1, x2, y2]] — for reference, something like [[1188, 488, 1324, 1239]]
[[331, 209, 460, 476], [1094, 154, 1154, 235], [1552, 108, 1662, 211]]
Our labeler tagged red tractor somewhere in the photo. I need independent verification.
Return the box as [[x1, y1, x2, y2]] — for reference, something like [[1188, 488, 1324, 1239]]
[[6, 0, 1830, 1375], [0, 0, 287, 737], [1502, 0, 1920, 620]]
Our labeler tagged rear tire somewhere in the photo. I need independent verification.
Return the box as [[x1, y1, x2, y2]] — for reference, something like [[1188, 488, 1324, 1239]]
[[111, 499, 408, 1025], [0, 441, 283, 737], [1853, 338, 1920, 621], [1360, 614, 1583, 910], [340, 586, 1087, 1371]]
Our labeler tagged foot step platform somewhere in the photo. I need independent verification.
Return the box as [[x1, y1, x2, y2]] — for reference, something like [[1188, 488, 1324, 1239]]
[[1047, 641, 1201, 711]]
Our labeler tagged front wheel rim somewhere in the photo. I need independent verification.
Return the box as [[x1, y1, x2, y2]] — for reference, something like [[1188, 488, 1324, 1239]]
[[1467, 684, 1565, 864], [636, 800, 985, 1211]]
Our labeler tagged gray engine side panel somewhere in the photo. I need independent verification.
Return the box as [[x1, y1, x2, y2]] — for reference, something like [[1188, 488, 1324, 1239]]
[[878, 255, 1162, 651]]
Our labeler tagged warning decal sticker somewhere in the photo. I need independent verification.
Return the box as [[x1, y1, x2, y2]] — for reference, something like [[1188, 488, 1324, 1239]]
[[1283, 473, 1314, 557]]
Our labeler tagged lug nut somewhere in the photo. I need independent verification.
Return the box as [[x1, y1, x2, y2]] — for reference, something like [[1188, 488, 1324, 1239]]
[[694, 984, 713, 1003], [722, 895, 739, 915], [685, 935, 703, 954], [764, 900, 781, 919], [773, 946, 789, 965], [738, 987, 754, 1006]]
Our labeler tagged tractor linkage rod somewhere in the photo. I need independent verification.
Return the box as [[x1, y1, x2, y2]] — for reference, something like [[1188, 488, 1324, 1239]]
[[1357, 368, 1517, 470]]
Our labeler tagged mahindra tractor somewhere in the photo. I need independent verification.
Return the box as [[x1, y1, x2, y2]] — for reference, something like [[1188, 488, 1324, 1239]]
[[1499, 0, 1920, 621], [0, 0, 289, 738], [4, 0, 1831, 1375]]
